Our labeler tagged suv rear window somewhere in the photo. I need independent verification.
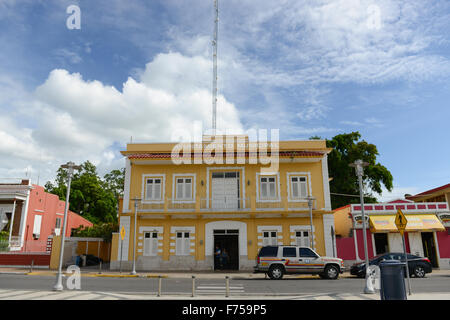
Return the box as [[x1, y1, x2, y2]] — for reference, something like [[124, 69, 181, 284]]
[[258, 246, 278, 257]]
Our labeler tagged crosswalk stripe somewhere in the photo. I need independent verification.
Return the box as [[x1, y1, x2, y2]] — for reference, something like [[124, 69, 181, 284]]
[[0, 290, 32, 299], [97, 296, 120, 300], [66, 293, 102, 300], [3, 291, 55, 300], [38, 291, 84, 300], [313, 296, 336, 300], [197, 286, 244, 290]]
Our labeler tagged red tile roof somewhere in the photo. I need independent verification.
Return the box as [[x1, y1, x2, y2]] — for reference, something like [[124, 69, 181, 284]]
[[128, 150, 325, 159], [406, 183, 450, 198]]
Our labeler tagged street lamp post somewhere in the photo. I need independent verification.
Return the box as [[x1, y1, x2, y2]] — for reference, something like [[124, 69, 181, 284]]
[[307, 195, 315, 250], [350, 159, 375, 294], [53, 161, 81, 291], [130, 198, 141, 275]]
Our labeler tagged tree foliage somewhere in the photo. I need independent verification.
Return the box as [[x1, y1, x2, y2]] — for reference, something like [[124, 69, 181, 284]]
[[45, 161, 125, 224], [312, 132, 394, 209], [71, 223, 119, 242]]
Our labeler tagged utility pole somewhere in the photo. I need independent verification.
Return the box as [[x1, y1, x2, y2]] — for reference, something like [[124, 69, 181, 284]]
[[350, 159, 375, 294], [53, 161, 81, 291], [307, 195, 315, 250], [130, 198, 141, 275]]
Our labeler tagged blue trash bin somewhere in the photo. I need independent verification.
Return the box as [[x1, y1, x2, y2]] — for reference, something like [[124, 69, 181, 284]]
[[379, 260, 407, 300]]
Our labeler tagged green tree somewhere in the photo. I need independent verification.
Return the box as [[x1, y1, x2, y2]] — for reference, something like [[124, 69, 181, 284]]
[[315, 132, 393, 209], [45, 161, 122, 224], [71, 222, 119, 242]]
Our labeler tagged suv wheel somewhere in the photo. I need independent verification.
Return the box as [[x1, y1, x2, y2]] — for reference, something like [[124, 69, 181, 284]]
[[268, 265, 284, 280], [324, 265, 339, 280], [413, 265, 426, 278]]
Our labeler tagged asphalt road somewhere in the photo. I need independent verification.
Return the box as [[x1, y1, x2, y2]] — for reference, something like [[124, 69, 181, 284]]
[[0, 273, 449, 296]]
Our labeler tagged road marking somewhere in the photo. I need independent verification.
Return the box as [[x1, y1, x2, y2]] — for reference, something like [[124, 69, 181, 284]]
[[66, 293, 102, 300], [313, 295, 335, 300], [38, 291, 84, 300], [2, 290, 56, 300], [195, 283, 245, 295], [0, 290, 32, 299]]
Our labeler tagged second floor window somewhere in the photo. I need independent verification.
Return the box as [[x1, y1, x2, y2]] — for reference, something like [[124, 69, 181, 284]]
[[290, 176, 308, 199], [260, 176, 277, 199], [176, 178, 193, 200], [146, 178, 162, 200]]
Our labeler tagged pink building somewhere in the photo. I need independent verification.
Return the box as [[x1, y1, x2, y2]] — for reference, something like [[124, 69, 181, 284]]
[[0, 179, 93, 252], [334, 199, 449, 269]]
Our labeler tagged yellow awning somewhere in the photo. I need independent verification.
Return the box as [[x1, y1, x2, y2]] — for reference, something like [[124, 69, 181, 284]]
[[369, 215, 445, 232]]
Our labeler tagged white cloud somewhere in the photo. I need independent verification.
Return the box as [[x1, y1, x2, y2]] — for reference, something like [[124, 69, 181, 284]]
[[1, 52, 244, 183], [376, 186, 421, 202]]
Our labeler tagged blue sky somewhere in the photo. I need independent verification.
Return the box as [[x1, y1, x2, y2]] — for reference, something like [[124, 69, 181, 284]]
[[0, 0, 449, 201]]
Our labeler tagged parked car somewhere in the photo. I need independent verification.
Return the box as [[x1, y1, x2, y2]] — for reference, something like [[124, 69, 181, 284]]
[[350, 253, 432, 278], [254, 245, 345, 280]]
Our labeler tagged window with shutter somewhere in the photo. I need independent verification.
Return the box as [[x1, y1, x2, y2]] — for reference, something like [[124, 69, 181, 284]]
[[33, 215, 42, 239], [295, 230, 310, 247], [175, 177, 194, 201], [175, 231, 190, 256], [290, 176, 308, 199], [145, 177, 163, 201], [262, 231, 277, 246], [259, 176, 278, 200], [144, 232, 159, 256]]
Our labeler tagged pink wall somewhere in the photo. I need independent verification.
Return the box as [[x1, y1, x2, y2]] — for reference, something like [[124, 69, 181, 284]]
[[22, 185, 93, 252], [437, 229, 450, 258], [336, 237, 356, 260], [355, 229, 375, 259]]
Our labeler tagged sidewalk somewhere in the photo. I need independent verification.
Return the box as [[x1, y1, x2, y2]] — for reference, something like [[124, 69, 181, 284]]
[[1, 266, 450, 280]]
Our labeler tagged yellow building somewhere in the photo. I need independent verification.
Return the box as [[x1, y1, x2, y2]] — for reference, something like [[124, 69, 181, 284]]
[[110, 135, 336, 271]]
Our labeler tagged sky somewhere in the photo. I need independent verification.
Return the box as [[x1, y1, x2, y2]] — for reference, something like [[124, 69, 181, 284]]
[[0, 0, 449, 201]]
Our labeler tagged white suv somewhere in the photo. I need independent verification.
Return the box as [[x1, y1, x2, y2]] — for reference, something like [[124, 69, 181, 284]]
[[254, 245, 344, 280]]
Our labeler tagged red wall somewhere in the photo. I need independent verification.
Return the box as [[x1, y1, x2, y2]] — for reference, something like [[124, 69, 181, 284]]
[[0, 253, 50, 266], [336, 237, 356, 260], [437, 229, 450, 258], [22, 185, 93, 252], [355, 229, 375, 259]]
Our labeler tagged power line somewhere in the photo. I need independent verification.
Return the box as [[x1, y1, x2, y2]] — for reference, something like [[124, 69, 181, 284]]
[[330, 192, 373, 198]]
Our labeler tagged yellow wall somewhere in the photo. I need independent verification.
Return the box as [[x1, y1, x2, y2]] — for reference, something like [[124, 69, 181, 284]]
[[112, 215, 327, 263], [333, 206, 352, 237], [112, 138, 332, 266], [126, 161, 327, 211]]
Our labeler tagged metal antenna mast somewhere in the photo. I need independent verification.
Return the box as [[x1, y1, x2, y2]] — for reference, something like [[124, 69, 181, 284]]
[[212, 0, 218, 135]]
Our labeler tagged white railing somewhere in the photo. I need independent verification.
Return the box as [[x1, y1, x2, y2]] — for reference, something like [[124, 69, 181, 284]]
[[134, 197, 319, 213], [200, 198, 249, 211]]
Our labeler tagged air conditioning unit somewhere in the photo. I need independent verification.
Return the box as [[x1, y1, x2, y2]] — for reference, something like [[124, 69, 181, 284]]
[[33, 233, 40, 240]]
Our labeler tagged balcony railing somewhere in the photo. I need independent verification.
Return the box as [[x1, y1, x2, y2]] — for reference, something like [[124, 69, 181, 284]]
[[133, 196, 319, 214], [200, 197, 250, 211]]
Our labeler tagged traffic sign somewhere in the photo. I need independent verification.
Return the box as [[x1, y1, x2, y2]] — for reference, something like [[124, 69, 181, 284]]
[[395, 209, 408, 235], [120, 226, 126, 241]]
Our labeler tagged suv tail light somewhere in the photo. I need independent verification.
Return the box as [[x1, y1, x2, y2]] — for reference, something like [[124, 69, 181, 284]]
[[257, 256, 260, 264], [423, 258, 431, 264]]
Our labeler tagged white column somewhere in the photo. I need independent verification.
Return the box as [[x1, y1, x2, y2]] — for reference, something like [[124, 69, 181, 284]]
[[323, 214, 335, 257], [8, 199, 17, 243], [19, 188, 31, 247], [123, 158, 131, 213], [321, 154, 332, 211]]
